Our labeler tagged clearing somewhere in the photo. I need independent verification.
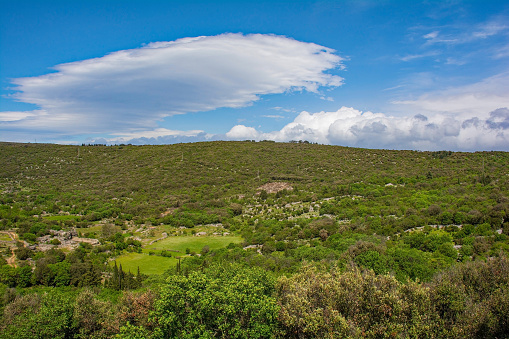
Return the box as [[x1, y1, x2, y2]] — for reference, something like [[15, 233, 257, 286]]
[[113, 235, 243, 275], [257, 182, 293, 194]]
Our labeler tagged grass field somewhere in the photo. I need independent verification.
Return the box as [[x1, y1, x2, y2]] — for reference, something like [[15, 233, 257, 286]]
[[145, 235, 243, 253], [0, 233, 13, 241], [113, 235, 243, 275], [76, 224, 118, 236], [43, 215, 82, 221], [111, 253, 175, 275]]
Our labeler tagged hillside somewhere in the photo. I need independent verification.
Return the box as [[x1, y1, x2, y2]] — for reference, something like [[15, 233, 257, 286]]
[[2, 141, 507, 219], [1, 141, 509, 338]]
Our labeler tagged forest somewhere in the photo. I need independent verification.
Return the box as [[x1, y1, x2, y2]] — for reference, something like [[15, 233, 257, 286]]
[[0, 141, 508, 338]]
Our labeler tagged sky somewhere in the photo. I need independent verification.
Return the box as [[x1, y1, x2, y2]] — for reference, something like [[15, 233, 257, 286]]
[[1, 0, 508, 151]]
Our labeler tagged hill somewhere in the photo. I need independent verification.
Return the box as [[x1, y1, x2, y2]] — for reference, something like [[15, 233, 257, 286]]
[[2, 141, 507, 220], [1, 141, 508, 338]]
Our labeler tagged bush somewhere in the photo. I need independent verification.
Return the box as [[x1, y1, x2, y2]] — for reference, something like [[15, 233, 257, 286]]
[[22, 232, 37, 243], [151, 264, 279, 338], [14, 247, 33, 260], [277, 266, 440, 338], [430, 255, 509, 338], [50, 238, 61, 245], [160, 250, 172, 258]]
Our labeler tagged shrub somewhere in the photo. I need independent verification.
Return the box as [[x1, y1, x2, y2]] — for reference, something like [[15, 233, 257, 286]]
[[277, 266, 441, 338], [151, 264, 279, 338]]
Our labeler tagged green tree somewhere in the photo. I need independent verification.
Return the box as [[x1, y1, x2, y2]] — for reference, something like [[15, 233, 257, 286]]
[[14, 247, 33, 260], [259, 190, 268, 200], [1, 289, 76, 339], [0, 265, 17, 287], [115, 322, 152, 339], [49, 261, 71, 287], [353, 250, 389, 275], [277, 266, 441, 338], [388, 246, 436, 281], [151, 264, 279, 338], [16, 265, 33, 288], [73, 288, 112, 338]]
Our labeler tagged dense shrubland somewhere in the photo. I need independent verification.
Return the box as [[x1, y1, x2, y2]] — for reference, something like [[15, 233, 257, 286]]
[[0, 141, 508, 338]]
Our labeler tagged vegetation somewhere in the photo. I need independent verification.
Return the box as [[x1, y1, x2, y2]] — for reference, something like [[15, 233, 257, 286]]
[[0, 141, 508, 338]]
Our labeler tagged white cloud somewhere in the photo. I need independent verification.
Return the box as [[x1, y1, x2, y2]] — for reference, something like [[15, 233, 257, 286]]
[[423, 31, 439, 40], [3, 33, 343, 137], [223, 70, 509, 151], [393, 71, 509, 118], [271, 106, 294, 113], [88, 128, 212, 145], [421, 17, 509, 46], [472, 21, 508, 39], [445, 57, 467, 65], [226, 125, 260, 140], [0, 110, 39, 122], [226, 106, 509, 151], [400, 51, 440, 62], [261, 115, 285, 119], [494, 44, 509, 59], [110, 128, 205, 140], [410, 16, 509, 66]]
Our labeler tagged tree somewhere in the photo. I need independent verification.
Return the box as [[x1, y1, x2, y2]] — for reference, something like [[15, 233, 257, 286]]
[[319, 228, 329, 241], [48, 261, 71, 287], [33, 257, 55, 286], [115, 322, 152, 339], [151, 264, 279, 338], [201, 245, 210, 255], [16, 265, 33, 288], [0, 265, 17, 287], [14, 247, 33, 260], [105, 262, 140, 290], [388, 246, 436, 281], [73, 289, 110, 338], [277, 266, 440, 338], [259, 190, 268, 200], [2, 289, 76, 339], [70, 262, 101, 287], [354, 250, 389, 275], [229, 203, 243, 216]]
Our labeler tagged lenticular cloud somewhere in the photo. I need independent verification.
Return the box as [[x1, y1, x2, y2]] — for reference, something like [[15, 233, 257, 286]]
[[8, 34, 344, 134]]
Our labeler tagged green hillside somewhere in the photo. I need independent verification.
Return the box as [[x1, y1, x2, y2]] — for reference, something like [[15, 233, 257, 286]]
[[1, 141, 508, 338], [2, 141, 507, 221]]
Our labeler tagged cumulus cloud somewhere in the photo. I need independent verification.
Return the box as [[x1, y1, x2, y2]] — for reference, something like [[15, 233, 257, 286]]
[[4, 33, 343, 136], [226, 125, 260, 140], [223, 70, 509, 151], [226, 106, 509, 151]]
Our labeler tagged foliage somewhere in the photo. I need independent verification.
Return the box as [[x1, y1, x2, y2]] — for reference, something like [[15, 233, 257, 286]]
[[0, 141, 508, 337], [105, 262, 143, 290], [277, 266, 440, 338], [1, 289, 76, 339], [151, 263, 280, 338]]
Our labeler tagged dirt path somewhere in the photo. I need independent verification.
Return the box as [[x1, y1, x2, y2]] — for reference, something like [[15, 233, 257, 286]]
[[2, 231, 20, 268]]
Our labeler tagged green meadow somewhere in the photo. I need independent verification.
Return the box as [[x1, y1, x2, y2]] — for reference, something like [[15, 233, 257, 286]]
[[43, 215, 82, 221], [145, 235, 243, 253], [113, 235, 243, 275], [76, 224, 103, 235], [111, 252, 174, 275], [0, 233, 12, 241]]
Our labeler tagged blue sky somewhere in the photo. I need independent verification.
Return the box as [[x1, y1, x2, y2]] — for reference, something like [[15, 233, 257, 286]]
[[1, 0, 508, 150]]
